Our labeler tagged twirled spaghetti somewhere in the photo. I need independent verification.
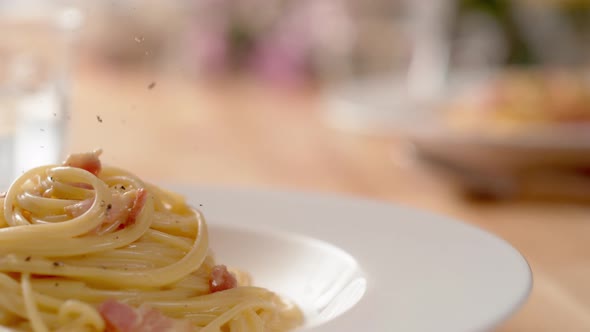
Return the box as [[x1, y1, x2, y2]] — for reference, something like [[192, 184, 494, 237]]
[[0, 151, 302, 332]]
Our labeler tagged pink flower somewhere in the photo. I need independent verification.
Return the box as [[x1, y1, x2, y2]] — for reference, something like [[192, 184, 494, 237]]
[[186, 0, 355, 86], [249, 37, 309, 88], [191, 25, 229, 73]]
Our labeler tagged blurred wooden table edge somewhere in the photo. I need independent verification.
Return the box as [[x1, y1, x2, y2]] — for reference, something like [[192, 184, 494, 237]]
[[68, 61, 590, 332]]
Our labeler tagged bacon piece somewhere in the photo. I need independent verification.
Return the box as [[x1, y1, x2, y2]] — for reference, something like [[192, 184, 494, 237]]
[[99, 299, 139, 332], [63, 150, 102, 176], [98, 299, 190, 332], [64, 190, 144, 232], [209, 265, 237, 293], [64, 198, 94, 218], [104, 192, 132, 225], [93, 193, 133, 234], [121, 188, 147, 228]]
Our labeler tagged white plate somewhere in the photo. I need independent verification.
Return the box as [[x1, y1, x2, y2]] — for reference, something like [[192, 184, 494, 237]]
[[170, 186, 532, 332]]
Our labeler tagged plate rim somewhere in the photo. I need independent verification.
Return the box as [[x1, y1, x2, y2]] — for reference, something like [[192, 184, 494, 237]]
[[168, 184, 533, 332]]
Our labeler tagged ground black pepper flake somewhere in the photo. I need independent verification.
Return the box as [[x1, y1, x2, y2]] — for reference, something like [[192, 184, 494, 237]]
[[121, 185, 126, 190], [148, 82, 156, 89], [199, 204, 203, 207], [107, 204, 112, 210], [115, 236, 119, 240], [53, 261, 63, 267], [55, 282, 59, 287], [97, 115, 103, 123], [25, 256, 31, 262]]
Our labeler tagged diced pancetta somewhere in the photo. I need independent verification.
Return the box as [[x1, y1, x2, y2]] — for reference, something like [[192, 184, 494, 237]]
[[63, 150, 102, 176], [209, 265, 237, 293], [122, 188, 147, 227], [98, 299, 191, 332]]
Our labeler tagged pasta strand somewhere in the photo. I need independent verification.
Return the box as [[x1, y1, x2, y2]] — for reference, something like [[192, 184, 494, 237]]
[[0, 154, 302, 332]]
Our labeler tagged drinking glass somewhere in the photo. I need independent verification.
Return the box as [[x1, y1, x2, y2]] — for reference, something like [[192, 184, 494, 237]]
[[0, 4, 82, 189]]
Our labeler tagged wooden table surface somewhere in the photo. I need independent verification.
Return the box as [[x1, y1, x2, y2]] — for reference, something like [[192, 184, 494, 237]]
[[67, 64, 590, 331]]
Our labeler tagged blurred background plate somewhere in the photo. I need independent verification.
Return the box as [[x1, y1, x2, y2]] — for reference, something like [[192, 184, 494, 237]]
[[323, 69, 590, 201]]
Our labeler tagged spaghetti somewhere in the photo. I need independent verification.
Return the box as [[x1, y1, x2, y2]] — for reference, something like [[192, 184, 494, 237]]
[[0, 150, 302, 332]]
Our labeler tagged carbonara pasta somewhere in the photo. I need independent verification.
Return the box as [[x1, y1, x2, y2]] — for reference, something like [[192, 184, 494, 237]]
[[445, 70, 590, 134], [0, 150, 302, 332]]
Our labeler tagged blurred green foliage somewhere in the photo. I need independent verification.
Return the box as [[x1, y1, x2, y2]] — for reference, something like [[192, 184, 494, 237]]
[[457, 0, 533, 64], [457, 0, 590, 65]]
